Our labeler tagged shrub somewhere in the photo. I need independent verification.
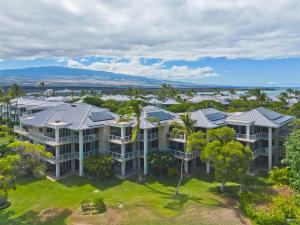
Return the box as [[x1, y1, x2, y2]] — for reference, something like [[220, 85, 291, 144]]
[[167, 167, 177, 177], [32, 164, 47, 178], [240, 186, 298, 225], [268, 167, 292, 185], [80, 197, 106, 214], [148, 151, 175, 177], [0, 132, 6, 137], [83, 155, 114, 179]]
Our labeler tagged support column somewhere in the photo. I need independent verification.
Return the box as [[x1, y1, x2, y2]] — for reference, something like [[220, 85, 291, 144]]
[[246, 125, 250, 140], [71, 142, 75, 172], [79, 130, 84, 177], [143, 129, 148, 175], [184, 160, 189, 174], [121, 126, 126, 176], [268, 127, 273, 171], [55, 128, 60, 177], [206, 162, 210, 174]]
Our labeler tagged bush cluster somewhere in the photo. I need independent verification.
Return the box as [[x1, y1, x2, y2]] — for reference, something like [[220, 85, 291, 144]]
[[148, 151, 176, 177], [80, 197, 107, 214], [240, 186, 299, 225]]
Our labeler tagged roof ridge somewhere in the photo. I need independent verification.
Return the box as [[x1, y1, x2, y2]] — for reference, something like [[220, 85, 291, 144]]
[[78, 105, 93, 130]]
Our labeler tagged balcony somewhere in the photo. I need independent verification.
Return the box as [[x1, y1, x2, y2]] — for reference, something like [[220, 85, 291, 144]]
[[83, 149, 97, 159], [160, 148, 199, 160], [44, 152, 78, 164], [107, 134, 133, 144], [138, 147, 157, 157], [83, 134, 99, 143], [139, 132, 159, 141], [14, 125, 29, 135], [235, 132, 268, 142], [167, 133, 185, 143], [108, 150, 138, 161]]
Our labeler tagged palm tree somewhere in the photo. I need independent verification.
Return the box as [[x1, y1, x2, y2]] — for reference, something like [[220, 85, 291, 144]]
[[8, 84, 23, 125], [175, 113, 195, 195], [160, 83, 169, 101], [1, 94, 12, 125], [130, 103, 143, 182], [38, 81, 45, 97]]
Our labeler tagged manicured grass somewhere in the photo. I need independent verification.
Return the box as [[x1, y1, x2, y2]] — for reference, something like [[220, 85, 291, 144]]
[[0, 136, 10, 145], [0, 173, 245, 225]]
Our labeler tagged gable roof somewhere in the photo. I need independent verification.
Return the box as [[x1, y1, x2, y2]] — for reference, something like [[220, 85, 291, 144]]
[[21, 103, 117, 130], [190, 108, 228, 128], [226, 107, 293, 128]]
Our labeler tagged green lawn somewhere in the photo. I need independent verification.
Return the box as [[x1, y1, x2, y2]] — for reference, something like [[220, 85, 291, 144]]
[[0, 173, 248, 225], [0, 136, 10, 145]]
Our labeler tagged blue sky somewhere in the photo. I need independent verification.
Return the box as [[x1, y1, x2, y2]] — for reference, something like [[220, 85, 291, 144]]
[[1, 0, 300, 87]]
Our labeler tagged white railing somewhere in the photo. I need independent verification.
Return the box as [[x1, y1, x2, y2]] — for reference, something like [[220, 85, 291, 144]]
[[83, 134, 99, 143], [160, 148, 199, 160], [108, 150, 138, 160], [235, 132, 268, 141], [167, 133, 185, 141], [14, 125, 29, 135], [107, 134, 133, 143], [83, 149, 97, 159], [58, 135, 79, 144], [138, 148, 157, 157], [45, 152, 78, 163], [139, 132, 159, 141], [253, 147, 268, 158]]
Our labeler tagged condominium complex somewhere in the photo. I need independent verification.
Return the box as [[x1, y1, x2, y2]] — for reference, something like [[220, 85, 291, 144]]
[[14, 103, 294, 179]]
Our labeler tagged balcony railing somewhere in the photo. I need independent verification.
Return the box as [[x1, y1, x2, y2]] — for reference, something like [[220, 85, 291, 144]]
[[107, 134, 133, 143], [108, 150, 138, 161], [235, 132, 268, 141], [167, 133, 185, 142], [139, 132, 159, 141], [45, 152, 78, 164], [160, 147, 199, 160], [83, 149, 97, 159], [83, 134, 99, 143], [14, 125, 29, 135], [58, 135, 79, 144], [253, 147, 268, 158]]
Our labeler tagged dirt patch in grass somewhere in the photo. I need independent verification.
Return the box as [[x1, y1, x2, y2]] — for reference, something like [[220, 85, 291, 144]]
[[70, 202, 252, 225], [37, 207, 72, 224]]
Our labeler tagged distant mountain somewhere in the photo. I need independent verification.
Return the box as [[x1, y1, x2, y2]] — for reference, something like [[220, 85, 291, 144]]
[[0, 66, 228, 88]]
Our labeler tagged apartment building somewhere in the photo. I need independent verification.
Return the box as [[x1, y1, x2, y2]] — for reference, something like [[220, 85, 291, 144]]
[[226, 107, 294, 171], [14, 104, 294, 179]]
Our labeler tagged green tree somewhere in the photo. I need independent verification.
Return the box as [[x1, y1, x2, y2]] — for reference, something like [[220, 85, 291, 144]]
[[282, 129, 300, 190], [175, 113, 195, 194], [8, 141, 51, 177], [83, 155, 114, 179], [1, 94, 13, 125], [148, 151, 175, 177], [201, 127, 252, 192]]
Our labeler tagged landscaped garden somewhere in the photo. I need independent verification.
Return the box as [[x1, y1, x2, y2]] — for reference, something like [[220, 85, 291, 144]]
[[0, 173, 250, 225]]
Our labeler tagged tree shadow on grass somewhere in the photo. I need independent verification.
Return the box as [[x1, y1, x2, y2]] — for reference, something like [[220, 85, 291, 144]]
[[0, 208, 71, 225], [57, 175, 123, 191], [143, 183, 223, 212]]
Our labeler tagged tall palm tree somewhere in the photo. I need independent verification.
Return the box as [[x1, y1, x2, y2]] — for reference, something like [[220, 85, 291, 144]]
[[38, 81, 45, 97], [130, 103, 143, 182], [175, 113, 195, 195], [1, 94, 12, 125], [9, 84, 23, 125]]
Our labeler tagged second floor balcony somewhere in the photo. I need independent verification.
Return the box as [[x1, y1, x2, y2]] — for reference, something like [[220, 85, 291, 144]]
[[160, 147, 199, 160], [139, 132, 159, 141], [235, 132, 268, 142], [108, 150, 138, 161], [107, 134, 133, 144], [167, 133, 185, 143]]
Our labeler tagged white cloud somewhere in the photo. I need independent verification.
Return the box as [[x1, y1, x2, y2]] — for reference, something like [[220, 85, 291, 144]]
[[0, 0, 300, 60], [66, 57, 218, 81]]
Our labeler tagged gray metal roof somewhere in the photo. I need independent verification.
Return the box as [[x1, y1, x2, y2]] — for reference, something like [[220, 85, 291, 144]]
[[226, 107, 293, 128], [21, 103, 117, 130], [190, 108, 228, 128]]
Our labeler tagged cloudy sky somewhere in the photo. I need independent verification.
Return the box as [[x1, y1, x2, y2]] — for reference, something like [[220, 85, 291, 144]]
[[1, 0, 300, 86]]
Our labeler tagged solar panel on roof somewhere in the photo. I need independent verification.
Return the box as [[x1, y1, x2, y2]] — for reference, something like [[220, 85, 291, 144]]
[[89, 111, 115, 122], [147, 111, 173, 121], [206, 112, 226, 122], [258, 108, 282, 120]]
